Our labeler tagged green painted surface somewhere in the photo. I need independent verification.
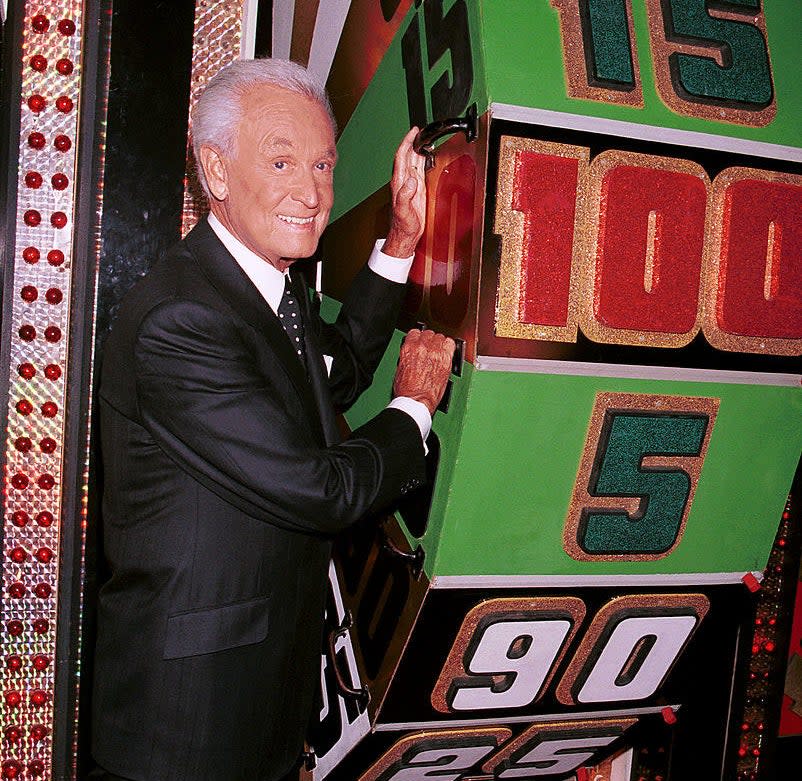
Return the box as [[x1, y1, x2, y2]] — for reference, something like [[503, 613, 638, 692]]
[[327, 0, 801, 582], [332, 0, 489, 221], [429, 370, 801, 578], [333, 291, 800, 579], [480, 0, 801, 145]]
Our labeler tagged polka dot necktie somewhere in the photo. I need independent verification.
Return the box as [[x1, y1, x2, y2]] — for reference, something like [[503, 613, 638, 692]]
[[277, 276, 307, 367]]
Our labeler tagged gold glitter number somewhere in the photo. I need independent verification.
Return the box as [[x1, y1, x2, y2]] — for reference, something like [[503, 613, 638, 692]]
[[555, 594, 709, 706], [482, 718, 637, 778], [645, 0, 776, 126], [430, 598, 587, 714], [563, 392, 719, 562], [358, 727, 512, 781], [552, 0, 644, 107]]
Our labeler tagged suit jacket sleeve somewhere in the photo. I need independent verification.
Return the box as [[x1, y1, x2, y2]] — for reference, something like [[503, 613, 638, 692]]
[[305, 264, 407, 412], [133, 295, 424, 537]]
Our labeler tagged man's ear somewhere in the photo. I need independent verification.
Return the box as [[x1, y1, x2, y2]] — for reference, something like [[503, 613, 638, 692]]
[[199, 145, 228, 201]]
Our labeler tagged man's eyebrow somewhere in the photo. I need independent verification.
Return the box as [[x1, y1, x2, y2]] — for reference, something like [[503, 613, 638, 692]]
[[262, 136, 295, 150]]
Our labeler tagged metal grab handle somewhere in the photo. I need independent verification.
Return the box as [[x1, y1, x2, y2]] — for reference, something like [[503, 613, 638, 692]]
[[327, 610, 370, 709], [382, 530, 425, 580], [413, 103, 478, 170]]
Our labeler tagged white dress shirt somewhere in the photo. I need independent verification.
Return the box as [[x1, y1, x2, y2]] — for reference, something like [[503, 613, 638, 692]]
[[207, 213, 432, 444]]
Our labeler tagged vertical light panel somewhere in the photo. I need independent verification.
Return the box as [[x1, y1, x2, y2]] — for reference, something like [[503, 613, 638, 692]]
[[2, 2, 85, 777], [180, 0, 250, 237]]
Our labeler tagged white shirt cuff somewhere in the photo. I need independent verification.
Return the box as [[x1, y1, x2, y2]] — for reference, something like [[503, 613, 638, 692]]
[[367, 239, 414, 284], [387, 397, 432, 446]]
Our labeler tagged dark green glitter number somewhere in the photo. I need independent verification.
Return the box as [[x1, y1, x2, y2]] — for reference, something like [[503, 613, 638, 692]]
[[578, 411, 709, 554], [662, 0, 773, 108], [581, 0, 637, 91]]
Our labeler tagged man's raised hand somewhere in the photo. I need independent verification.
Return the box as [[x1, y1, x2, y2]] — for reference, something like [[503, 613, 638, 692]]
[[383, 127, 427, 259]]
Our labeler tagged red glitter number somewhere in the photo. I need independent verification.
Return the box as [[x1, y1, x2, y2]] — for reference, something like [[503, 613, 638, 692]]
[[712, 174, 802, 344], [592, 161, 706, 338]]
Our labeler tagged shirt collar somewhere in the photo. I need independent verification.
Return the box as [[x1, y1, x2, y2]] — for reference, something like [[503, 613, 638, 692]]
[[207, 212, 287, 314]]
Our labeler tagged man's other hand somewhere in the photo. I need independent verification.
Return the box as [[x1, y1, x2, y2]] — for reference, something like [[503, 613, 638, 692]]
[[383, 127, 427, 259], [393, 329, 456, 415]]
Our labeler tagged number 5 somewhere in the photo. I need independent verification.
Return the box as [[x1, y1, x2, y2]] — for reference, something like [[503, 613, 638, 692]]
[[564, 392, 718, 560]]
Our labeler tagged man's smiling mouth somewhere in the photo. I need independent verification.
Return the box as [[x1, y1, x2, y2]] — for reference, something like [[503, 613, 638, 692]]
[[278, 215, 314, 225]]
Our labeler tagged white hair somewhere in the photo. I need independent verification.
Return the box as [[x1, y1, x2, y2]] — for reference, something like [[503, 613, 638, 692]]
[[191, 58, 335, 195]]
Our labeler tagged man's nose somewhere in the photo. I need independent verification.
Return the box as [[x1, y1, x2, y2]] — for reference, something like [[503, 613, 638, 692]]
[[291, 168, 319, 207]]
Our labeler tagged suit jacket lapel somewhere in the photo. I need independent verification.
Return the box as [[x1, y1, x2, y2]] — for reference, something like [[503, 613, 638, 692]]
[[184, 220, 327, 444]]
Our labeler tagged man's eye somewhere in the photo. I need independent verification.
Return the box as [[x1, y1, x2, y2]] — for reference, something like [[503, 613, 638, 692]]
[[272, 161, 287, 170], [315, 161, 333, 172]]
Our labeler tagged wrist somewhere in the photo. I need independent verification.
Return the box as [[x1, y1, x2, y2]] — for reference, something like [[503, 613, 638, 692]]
[[383, 231, 419, 259]]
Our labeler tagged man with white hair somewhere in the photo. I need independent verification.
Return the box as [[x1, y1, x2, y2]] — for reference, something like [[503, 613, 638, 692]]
[[90, 58, 453, 781]]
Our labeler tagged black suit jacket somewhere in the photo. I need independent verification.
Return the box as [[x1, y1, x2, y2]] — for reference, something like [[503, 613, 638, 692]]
[[91, 219, 425, 780]]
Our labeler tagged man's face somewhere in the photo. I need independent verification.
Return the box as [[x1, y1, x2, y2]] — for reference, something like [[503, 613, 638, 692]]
[[209, 85, 337, 270]]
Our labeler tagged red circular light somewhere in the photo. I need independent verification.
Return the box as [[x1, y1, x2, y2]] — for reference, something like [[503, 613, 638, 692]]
[[58, 19, 76, 35], [3, 725, 22, 743], [45, 364, 62, 380], [18, 324, 36, 341], [23, 246, 41, 263], [18, 363, 36, 379], [46, 288, 63, 304], [54, 134, 71, 152], [36, 512, 54, 527], [4, 691, 22, 707], [40, 438, 57, 454], [48, 249, 65, 265], [5, 655, 23, 672], [8, 583, 26, 599], [1, 759, 22, 779], [11, 512, 30, 528], [34, 583, 52, 599], [51, 211, 68, 228], [32, 619, 49, 634], [32, 15, 50, 32], [21, 285, 38, 302], [55, 95, 73, 113], [24, 209, 42, 227], [30, 724, 50, 741], [778, 539, 787, 548], [37, 473, 56, 490], [35, 548, 54, 564], [14, 436, 33, 452], [30, 689, 48, 707], [41, 401, 58, 417], [764, 641, 776, 653], [29, 55, 47, 72], [27, 760, 45, 778], [27, 94, 46, 113], [32, 656, 50, 672], [10, 473, 29, 490], [56, 58, 74, 75], [28, 132, 46, 150], [16, 399, 34, 416], [51, 172, 69, 190], [6, 621, 24, 637], [737, 746, 748, 758], [45, 325, 62, 342], [25, 171, 43, 188], [16, 399, 34, 415], [9, 547, 27, 564]]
